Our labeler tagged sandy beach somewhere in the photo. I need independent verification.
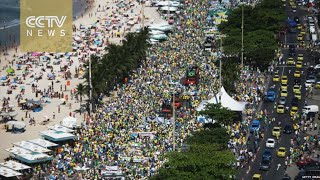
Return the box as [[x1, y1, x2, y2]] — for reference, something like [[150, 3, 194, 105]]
[[0, 0, 165, 161]]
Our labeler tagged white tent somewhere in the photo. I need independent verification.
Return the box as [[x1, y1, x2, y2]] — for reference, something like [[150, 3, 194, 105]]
[[196, 87, 247, 112], [62, 116, 77, 128], [0, 166, 22, 177], [0, 160, 31, 171]]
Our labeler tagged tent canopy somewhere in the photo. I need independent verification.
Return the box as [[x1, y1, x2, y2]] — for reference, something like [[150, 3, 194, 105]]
[[197, 87, 247, 112]]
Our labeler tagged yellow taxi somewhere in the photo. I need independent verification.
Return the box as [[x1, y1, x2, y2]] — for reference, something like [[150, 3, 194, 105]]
[[290, 106, 298, 116], [290, 1, 295, 6], [281, 82, 287, 90], [281, 76, 288, 84], [281, 89, 288, 97], [295, 91, 302, 100], [252, 174, 262, 180], [300, 41, 305, 47], [277, 105, 285, 113], [296, 61, 303, 68], [277, 147, 286, 157], [297, 54, 304, 61], [293, 85, 301, 93], [300, 29, 306, 35], [297, 23, 302, 30], [316, 82, 320, 89], [273, 74, 280, 82], [287, 57, 295, 65], [272, 126, 281, 137], [297, 34, 303, 41], [294, 70, 301, 78]]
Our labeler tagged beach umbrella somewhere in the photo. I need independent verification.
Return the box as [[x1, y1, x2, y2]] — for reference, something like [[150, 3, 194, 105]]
[[1, 76, 7, 80], [127, 20, 135, 25], [20, 86, 25, 90], [6, 68, 15, 74], [74, 36, 82, 42], [6, 121, 26, 129], [26, 62, 32, 65], [150, 34, 168, 40], [32, 52, 40, 56]]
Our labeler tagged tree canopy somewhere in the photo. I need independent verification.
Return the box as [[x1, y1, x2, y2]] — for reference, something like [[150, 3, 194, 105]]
[[219, 0, 285, 69], [83, 28, 149, 105], [198, 103, 236, 126], [153, 125, 236, 180]]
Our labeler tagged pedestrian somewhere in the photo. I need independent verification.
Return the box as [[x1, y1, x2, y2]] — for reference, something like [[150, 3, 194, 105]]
[[53, 112, 55, 119], [58, 105, 60, 113]]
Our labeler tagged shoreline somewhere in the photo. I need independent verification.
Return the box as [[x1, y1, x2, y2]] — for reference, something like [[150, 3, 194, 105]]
[[0, 0, 95, 50]]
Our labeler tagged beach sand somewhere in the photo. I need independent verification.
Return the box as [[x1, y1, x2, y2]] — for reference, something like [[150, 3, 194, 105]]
[[0, 0, 166, 161]]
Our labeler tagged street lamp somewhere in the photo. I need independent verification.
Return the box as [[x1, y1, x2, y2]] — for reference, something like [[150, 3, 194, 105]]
[[169, 83, 178, 151], [215, 34, 226, 101], [241, 4, 244, 71]]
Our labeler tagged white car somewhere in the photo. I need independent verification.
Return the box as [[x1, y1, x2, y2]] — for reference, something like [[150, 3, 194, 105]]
[[315, 64, 320, 70], [266, 138, 276, 148]]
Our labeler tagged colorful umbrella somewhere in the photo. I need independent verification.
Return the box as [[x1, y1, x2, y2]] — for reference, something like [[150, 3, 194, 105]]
[[6, 68, 15, 74]]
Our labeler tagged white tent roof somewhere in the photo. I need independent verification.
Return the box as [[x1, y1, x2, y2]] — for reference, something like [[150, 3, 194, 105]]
[[0, 160, 31, 171], [197, 87, 247, 112], [5, 147, 53, 163], [0, 166, 22, 177], [13, 141, 51, 153], [48, 124, 74, 133], [40, 130, 75, 142], [62, 116, 77, 128], [28, 138, 58, 148]]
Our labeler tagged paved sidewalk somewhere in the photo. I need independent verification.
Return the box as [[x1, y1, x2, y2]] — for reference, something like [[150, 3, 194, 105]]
[[285, 89, 320, 179]]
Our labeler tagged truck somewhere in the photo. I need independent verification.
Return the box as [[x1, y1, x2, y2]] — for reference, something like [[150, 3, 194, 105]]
[[265, 88, 276, 102]]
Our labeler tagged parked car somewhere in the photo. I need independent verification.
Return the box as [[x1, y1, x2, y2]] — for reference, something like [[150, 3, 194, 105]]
[[272, 126, 281, 137], [259, 159, 272, 171], [262, 150, 272, 160], [266, 138, 276, 148], [279, 96, 286, 105], [302, 105, 319, 114], [284, 125, 293, 134], [296, 158, 319, 169], [250, 120, 260, 133]]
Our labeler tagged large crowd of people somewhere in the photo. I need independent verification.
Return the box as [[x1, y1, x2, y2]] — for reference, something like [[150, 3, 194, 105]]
[[28, 0, 258, 179], [0, 0, 280, 179]]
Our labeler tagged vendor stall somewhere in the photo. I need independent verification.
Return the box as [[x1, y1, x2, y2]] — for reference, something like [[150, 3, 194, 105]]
[[40, 130, 76, 142], [5, 147, 53, 164], [27, 138, 58, 148]]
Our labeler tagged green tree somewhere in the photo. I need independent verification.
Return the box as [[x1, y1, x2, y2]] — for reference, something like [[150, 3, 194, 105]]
[[218, 57, 240, 94], [153, 126, 236, 180], [83, 28, 150, 105], [76, 83, 85, 103], [199, 103, 236, 126], [218, 0, 285, 69]]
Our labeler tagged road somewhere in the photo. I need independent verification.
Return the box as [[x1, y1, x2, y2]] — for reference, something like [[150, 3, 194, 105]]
[[240, 1, 314, 179]]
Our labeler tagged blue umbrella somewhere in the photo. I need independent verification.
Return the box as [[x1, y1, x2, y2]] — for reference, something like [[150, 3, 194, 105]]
[[48, 73, 55, 78], [95, 40, 102, 46], [1, 76, 7, 80], [16, 64, 21, 68]]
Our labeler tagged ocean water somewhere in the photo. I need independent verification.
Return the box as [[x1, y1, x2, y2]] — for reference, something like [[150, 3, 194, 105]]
[[0, 0, 89, 48]]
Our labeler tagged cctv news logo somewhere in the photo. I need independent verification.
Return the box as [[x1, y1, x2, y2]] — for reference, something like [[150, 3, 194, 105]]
[[25, 16, 67, 37]]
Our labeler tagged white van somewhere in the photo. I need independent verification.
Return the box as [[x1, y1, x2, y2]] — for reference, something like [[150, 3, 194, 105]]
[[303, 105, 319, 114], [311, 33, 318, 41], [310, 26, 316, 34]]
